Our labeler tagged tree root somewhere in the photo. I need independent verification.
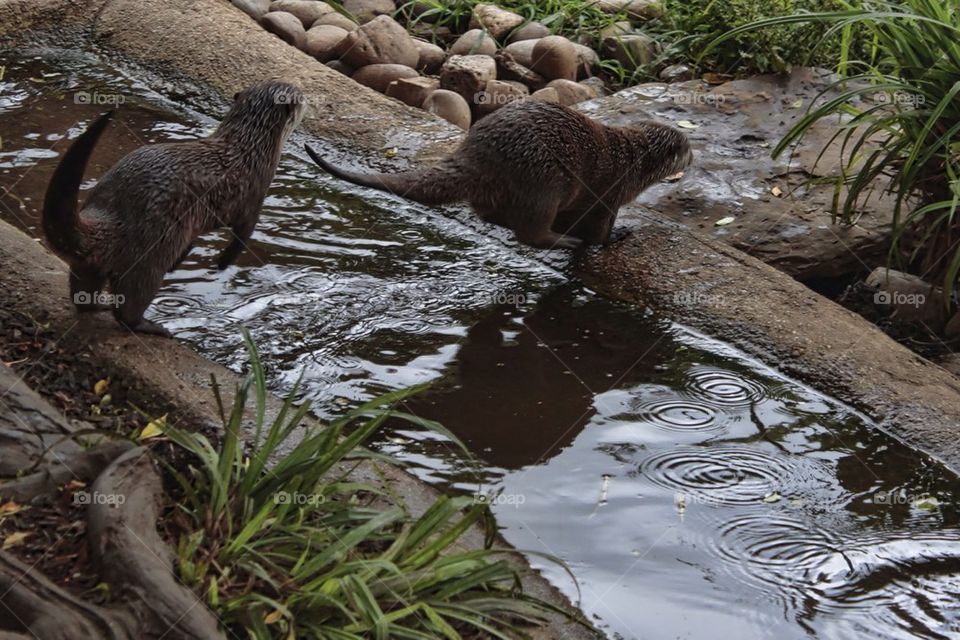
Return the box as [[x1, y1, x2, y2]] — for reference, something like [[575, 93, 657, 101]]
[[0, 440, 134, 503], [87, 446, 226, 639]]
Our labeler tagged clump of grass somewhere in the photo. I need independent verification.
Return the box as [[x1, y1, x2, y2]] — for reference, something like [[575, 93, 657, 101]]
[[161, 328, 579, 638], [708, 0, 960, 298]]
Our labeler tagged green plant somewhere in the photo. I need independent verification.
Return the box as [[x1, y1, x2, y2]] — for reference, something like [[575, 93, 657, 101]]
[[161, 328, 579, 639], [652, 0, 871, 75], [708, 0, 960, 297]]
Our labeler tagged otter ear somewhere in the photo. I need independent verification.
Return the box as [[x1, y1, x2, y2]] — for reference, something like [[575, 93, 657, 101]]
[[233, 91, 240, 101]]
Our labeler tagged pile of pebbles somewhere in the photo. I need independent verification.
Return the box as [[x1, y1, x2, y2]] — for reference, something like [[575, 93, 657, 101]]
[[231, 0, 674, 130]]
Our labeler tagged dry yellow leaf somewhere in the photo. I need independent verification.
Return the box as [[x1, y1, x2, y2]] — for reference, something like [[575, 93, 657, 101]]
[[771, 186, 783, 197], [3, 531, 29, 550], [264, 609, 283, 624], [140, 415, 167, 440], [0, 501, 21, 516], [94, 378, 110, 396]]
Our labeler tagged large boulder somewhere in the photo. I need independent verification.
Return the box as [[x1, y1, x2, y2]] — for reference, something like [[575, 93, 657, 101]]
[[530, 35, 577, 81], [337, 15, 419, 68], [342, 0, 396, 24], [352, 63, 420, 94], [470, 3, 524, 39], [546, 78, 597, 106], [305, 24, 349, 61], [424, 89, 472, 130], [440, 54, 497, 104], [268, 0, 334, 27], [260, 11, 307, 49], [412, 38, 445, 74], [450, 29, 498, 56], [231, 0, 270, 21]]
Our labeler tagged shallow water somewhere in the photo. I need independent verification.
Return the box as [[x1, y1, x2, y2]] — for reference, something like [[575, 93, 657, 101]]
[[3, 49, 960, 639]]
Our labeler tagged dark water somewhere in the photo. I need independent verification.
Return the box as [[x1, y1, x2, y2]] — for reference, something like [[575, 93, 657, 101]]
[[3, 49, 960, 640]]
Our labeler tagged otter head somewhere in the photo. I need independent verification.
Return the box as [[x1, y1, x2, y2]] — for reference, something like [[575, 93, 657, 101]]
[[637, 121, 692, 183], [216, 80, 306, 148]]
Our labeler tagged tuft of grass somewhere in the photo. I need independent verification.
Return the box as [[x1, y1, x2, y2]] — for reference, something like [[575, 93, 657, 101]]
[[707, 0, 960, 299], [161, 328, 582, 639]]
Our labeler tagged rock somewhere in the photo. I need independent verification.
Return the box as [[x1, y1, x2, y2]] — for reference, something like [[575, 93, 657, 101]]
[[352, 63, 420, 94], [601, 33, 657, 70], [600, 20, 633, 41], [572, 43, 599, 79], [594, 0, 663, 21], [946, 314, 960, 339], [546, 78, 597, 106], [412, 39, 446, 74], [326, 59, 354, 75], [337, 15, 418, 68], [343, 0, 395, 24], [314, 10, 358, 31], [937, 352, 960, 376], [660, 63, 694, 83], [269, 0, 334, 27], [580, 76, 608, 97], [387, 76, 440, 107], [231, 0, 270, 21], [530, 35, 577, 81], [865, 267, 946, 326], [450, 29, 498, 56], [409, 22, 455, 44], [494, 51, 546, 92], [470, 3, 524, 39], [260, 11, 307, 49], [529, 87, 560, 103], [423, 89, 472, 130], [509, 21, 550, 42], [440, 54, 497, 104], [305, 24, 349, 61], [477, 78, 529, 116], [503, 39, 536, 68]]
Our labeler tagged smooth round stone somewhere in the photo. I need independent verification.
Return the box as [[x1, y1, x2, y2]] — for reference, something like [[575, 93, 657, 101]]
[[423, 89, 472, 130]]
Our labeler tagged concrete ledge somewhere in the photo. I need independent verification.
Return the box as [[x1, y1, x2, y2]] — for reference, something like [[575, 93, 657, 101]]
[[580, 215, 960, 473]]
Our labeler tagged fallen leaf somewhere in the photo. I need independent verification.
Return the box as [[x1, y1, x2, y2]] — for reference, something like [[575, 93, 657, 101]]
[[715, 216, 736, 226], [383, 147, 398, 159], [264, 609, 283, 624], [0, 501, 21, 516], [702, 72, 732, 85], [676, 120, 700, 130], [790, 99, 803, 109], [65, 480, 86, 491], [771, 185, 783, 197], [664, 171, 685, 182], [763, 492, 781, 503], [913, 496, 940, 511], [140, 415, 167, 440], [3, 531, 29, 550], [94, 378, 110, 396]]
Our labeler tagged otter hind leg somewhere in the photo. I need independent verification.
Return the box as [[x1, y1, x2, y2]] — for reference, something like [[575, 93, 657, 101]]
[[110, 268, 171, 337], [69, 264, 110, 312], [554, 202, 618, 246]]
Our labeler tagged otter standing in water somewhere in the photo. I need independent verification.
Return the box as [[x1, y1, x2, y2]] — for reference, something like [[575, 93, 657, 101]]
[[43, 80, 305, 336], [305, 100, 691, 249]]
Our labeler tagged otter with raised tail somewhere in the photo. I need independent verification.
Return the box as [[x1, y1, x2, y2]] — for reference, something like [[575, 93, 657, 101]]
[[305, 100, 691, 249], [43, 80, 305, 336]]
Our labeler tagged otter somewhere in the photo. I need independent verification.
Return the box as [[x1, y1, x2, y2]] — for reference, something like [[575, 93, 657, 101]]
[[43, 80, 305, 336], [305, 100, 692, 249]]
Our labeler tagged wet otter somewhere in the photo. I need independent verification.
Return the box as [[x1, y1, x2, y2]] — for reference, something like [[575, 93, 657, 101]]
[[305, 100, 692, 249], [43, 80, 305, 336]]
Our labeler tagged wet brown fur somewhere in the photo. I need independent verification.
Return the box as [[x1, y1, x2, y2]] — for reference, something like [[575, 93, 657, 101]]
[[42, 81, 306, 336], [306, 100, 692, 249]]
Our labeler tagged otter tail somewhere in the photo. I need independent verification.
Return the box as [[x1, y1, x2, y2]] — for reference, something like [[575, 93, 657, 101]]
[[305, 144, 461, 205], [42, 111, 114, 258]]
